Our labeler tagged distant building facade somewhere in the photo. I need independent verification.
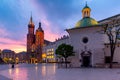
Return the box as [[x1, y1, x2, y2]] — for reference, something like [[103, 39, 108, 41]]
[[0, 49, 27, 63], [42, 35, 70, 62], [1, 49, 15, 63], [16, 52, 27, 63]]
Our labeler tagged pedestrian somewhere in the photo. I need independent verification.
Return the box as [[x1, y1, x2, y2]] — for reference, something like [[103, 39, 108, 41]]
[[11, 62, 15, 68]]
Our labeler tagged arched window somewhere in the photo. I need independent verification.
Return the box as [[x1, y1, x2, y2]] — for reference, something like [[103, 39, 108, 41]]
[[84, 11, 86, 17], [87, 11, 88, 16]]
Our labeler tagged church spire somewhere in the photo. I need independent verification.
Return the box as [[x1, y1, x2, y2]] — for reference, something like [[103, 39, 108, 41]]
[[30, 14, 32, 23], [29, 13, 34, 25]]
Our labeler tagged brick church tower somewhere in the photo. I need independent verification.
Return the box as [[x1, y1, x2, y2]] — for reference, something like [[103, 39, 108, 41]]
[[35, 22, 44, 61], [27, 15, 44, 63], [27, 15, 35, 62]]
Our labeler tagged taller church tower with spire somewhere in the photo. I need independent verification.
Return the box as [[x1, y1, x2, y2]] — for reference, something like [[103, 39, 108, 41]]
[[27, 15, 35, 57], [27, 15, 44, 63]]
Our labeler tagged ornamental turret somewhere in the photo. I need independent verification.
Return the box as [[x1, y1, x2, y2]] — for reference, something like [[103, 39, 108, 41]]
[[75, 3, 98, 27], [35, 22, 44, 47], [82, 3, 91, 18]]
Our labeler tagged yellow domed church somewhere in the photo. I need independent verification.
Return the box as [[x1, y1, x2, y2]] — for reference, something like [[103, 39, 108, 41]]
[[42, 3, 120, 67], [66, 3, 103, 67]]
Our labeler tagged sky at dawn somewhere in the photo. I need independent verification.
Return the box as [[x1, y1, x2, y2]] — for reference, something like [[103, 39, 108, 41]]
[[0, 0, 120, 53]]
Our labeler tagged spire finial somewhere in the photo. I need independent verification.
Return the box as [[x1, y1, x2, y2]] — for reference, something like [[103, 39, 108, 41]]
[[30, 12, 32, 23], [38, 22, 43, 32], [29, 12, 34, 25], [86, 1, 87, 6], [39, 22, 41, 27]]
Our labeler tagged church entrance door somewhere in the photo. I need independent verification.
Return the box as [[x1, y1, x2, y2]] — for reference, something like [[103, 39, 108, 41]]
[[81, 51, 91, 67], [82, 56, 90, 67]]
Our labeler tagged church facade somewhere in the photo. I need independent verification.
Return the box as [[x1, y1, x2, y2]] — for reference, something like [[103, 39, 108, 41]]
[[27, 16, 44, 63], [43, 4, 120, 67]]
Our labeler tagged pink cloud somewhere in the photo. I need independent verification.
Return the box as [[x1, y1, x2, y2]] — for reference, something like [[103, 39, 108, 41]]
[[0, 24, 10, 37], [0, 24, 26, 53], [42, 19, 60, 41], [44, 30, 60, 41], [0, 37, 26, 53], [0, 37, 25, 45], [31, 1, 61, 41]]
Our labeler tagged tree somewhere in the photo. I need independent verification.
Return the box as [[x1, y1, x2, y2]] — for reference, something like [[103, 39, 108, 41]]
[[103, 19, 120, 68], [55, 43, 74, 68]]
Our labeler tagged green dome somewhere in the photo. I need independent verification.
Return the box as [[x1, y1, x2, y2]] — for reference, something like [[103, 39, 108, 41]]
[[75, 17, 98, 27]]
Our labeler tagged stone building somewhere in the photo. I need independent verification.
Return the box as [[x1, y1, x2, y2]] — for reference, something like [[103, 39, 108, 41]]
[[42, 35, 70, 62]]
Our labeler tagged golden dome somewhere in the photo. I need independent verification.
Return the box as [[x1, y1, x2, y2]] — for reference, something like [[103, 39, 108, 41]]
[[75, 17, 98, 27], [75, 3, 98, 27]]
